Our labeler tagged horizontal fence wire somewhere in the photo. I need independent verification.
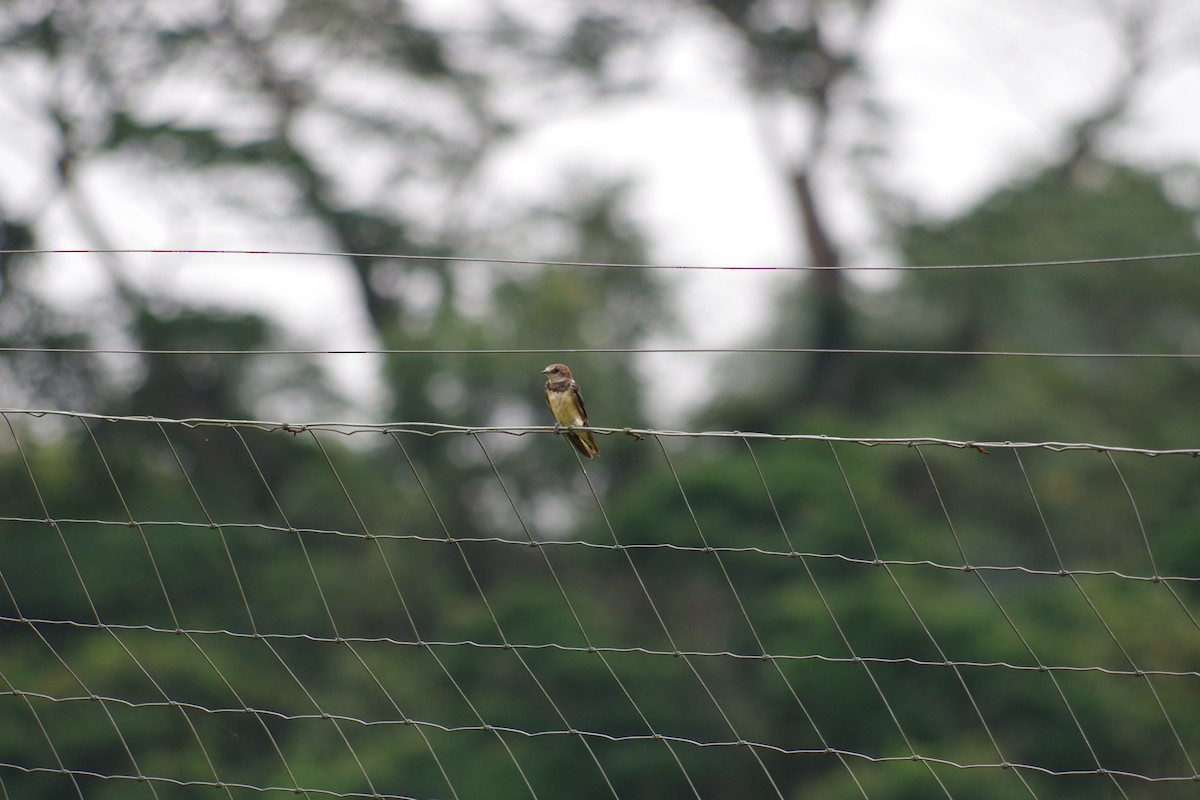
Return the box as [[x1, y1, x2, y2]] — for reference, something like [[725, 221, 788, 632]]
[[4, 616, 1200, 678], [1, 408, 1198, 799], [2, 347, 1200, 359], [3, 247, 1200, 271], [4, 410, 1200, 456]]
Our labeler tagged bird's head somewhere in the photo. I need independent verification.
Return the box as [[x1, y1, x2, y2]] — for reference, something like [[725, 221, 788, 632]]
[[542, 363, 572, 380]]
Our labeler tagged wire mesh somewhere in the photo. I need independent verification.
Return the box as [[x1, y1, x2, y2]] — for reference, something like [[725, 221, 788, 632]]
[[1, 410, 1197, 799]]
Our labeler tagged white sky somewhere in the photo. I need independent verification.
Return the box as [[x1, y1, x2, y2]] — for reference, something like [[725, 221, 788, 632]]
[[3, 0, 1200, 421]]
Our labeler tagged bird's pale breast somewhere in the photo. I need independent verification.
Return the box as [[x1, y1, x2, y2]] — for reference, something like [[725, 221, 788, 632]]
[[546, 387, 584, 427]]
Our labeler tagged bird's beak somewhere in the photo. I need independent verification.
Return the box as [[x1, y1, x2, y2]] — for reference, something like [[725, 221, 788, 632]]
[[541, 367, 551, 374]]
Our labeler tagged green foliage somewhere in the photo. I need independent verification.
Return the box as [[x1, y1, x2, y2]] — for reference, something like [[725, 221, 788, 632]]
[[665, 162, 1200, 798], [3, 0, 1200, 797]]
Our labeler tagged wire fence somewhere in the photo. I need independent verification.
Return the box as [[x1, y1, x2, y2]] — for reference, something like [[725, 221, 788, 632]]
[[2, 407, 1198, 799], [2, 235, 1199, 798]]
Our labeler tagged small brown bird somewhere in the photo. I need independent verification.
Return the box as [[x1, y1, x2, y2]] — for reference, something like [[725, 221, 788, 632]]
[[542, 363, 599, 458]]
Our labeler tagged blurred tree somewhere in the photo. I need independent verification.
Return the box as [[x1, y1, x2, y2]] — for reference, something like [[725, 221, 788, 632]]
[[702, 0, 879, 404], [0, 0, 665, 398], [884, 162, 1200, 445], [589, 5, 1200, 798], [0, 3, 671, 799], [688, 0, 1192, 417], [0, 0, 670, 560], [589, 155, 1200, 797], [3, 1, 1199, 799]]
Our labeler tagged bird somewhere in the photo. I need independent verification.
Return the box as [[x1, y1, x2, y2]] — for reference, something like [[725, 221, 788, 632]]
[[542, 363, 599, 458]]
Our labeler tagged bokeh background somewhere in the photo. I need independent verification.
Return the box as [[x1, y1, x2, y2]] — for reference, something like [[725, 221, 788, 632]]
[[2, 1, 1199, 798]]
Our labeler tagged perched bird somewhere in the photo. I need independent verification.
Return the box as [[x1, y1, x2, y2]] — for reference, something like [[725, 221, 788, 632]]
[[542, 363, 599, 458]]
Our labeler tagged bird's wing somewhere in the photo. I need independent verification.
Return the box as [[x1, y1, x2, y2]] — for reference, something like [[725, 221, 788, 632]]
[[570, 380, 589, 424]]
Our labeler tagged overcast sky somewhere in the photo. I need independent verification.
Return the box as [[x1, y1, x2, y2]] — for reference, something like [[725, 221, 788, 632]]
[[3, 0, 1199, 420]]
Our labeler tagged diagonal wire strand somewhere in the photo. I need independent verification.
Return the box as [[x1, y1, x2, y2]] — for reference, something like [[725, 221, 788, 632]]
[[305, 429, 467, 800], [230, 427, 384, 798], [472, 434, 710, 798], [0, 623, 86, 800], [810, 440, 956, 798], [1013, 450, 1197, 775], [1, 412, 160, 799], [390, 434, 547, 798], [654, 436, 849, 799], [470, 436, 665, 797], [746, 438, 1000, 798], [76, 418, 236, 799], [575, 436, 804, 797], [1103, 452, 1200, 633], [820, 441, 1041, 798], [154, 422, 314, 798], [913, 446, 1131, 799]]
